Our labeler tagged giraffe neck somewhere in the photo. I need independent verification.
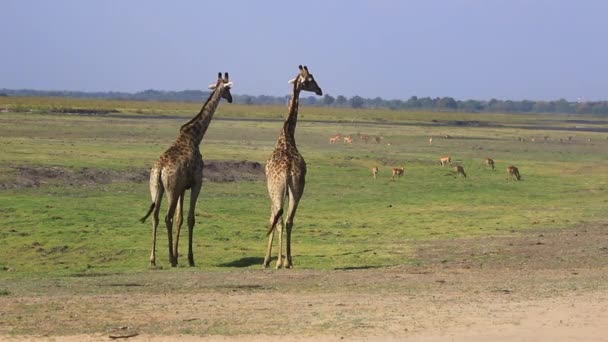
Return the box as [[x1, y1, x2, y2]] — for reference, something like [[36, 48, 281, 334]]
[[179, 86, 224, 146], [279, 81, 302, 146]]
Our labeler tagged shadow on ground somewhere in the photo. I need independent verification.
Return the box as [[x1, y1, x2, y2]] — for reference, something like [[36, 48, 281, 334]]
[[218, 257, 265, 268]]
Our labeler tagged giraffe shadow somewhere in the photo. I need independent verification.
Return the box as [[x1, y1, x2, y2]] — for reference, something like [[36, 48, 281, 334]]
[[217, 257, 265, 268], [333, 265, 387, 271]]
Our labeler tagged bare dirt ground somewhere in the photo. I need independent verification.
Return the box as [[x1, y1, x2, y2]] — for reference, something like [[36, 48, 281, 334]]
[[2, 222, 608, 341], [0, 160, 264, 189]]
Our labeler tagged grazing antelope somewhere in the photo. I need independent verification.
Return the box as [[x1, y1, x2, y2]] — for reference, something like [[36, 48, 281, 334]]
[[343, 136, 354, 144], [391, 167, 405, 180], [507, 166, 521, 181], [374, 136, 383, 144], [484, 157, 495, 170], [454, 165, 466, 178], [371, 166, 379, 179], [329, 135, 341, 144], [428, 137, 433, 145], [359, 134, 369, 144], [439, 155, 452, 167]]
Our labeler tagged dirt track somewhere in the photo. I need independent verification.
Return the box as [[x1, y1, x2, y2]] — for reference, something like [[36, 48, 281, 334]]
[[2, 223, 608, 341]]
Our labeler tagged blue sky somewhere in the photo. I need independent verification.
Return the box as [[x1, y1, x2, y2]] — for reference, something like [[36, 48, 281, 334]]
[[2, 0, 607, 100]]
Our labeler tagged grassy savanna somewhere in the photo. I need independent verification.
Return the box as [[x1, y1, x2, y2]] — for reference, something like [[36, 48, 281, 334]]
[[1, 97, 607, 279]]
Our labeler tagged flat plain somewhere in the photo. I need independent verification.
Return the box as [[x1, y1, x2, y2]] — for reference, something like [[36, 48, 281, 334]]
[[1, 97, 608, 340]]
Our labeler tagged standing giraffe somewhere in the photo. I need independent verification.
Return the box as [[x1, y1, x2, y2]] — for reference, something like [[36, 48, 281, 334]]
[[264, 65, 323, 269], [141, 72, 233, 267]]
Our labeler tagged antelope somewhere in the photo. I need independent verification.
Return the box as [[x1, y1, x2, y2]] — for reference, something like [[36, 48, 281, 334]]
[[454, 165, 466, 178], [440, 155, 452, 167], [343, 136, 354, 144], [374, 136, 383, 144], [484, 157, 495, 170], [429, 137, 433, 145], [359, 134, 369, 144], [371, 166, 379, 179], [507, 166, 521, 181], [391, 167, 405, 180], [329, 136, 341, 144]]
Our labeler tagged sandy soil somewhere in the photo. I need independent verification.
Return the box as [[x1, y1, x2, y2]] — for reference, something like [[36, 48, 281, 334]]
[[2, 223, 608, 341]]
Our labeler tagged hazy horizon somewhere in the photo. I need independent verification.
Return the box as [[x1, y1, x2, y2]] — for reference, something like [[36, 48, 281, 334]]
[[2, 1, 608, 101]]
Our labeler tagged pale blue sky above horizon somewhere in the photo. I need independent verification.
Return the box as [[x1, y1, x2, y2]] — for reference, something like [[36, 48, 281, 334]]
[[2, 0, 607, 101]]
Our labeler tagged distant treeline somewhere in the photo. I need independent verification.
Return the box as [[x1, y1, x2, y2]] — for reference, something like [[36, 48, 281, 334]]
[[2, 88, 608, 115]]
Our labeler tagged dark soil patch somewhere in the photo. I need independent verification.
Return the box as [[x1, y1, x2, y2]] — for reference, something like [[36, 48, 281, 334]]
[[0, 166, 148, 189], [0, 160, 265, 189], [50, 108, 121, 115], [203, 160, 265, 182]]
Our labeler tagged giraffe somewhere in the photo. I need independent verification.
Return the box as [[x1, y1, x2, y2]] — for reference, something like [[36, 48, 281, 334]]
[[264, 65, 322, 269], [140, 72, 233, 267]]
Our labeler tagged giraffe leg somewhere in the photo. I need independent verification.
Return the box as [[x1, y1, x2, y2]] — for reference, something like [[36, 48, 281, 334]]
[[264, 175, 287, 268], [284, 185, 304, 269], [172, 193, 185, 266], [276, 216, 284, 269], [149, 170, 164, 267], [187, 182, 202, 267], [263, 225, 275, 268], [164, 191, 180, 267], [264, 209, 283, 268], [150, 199, 163, 267]]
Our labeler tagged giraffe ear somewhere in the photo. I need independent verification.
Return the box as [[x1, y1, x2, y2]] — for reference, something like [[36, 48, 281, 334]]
[[288, 77, 298, 84], [224, 81, 233, 88], [208, 84, 217, 90]]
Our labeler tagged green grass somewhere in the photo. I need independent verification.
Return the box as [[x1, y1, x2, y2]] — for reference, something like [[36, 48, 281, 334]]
[[1, 97, 607, 277]]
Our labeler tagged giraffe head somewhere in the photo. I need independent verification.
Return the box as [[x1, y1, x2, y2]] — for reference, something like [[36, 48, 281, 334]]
[[289, 65, 323, 96], [208, 72, 233, 103]]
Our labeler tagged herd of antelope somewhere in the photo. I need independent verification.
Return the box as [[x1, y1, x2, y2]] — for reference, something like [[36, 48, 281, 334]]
[[329, 133, 383, 145], [329, 132, 524, 182], [371, 155, 521, 182]]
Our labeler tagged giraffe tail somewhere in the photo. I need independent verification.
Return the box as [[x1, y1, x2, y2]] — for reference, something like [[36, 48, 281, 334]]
[[140, 168, 162, 223], [140, 203, 155, 223], [266, 208, 284, 236]]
